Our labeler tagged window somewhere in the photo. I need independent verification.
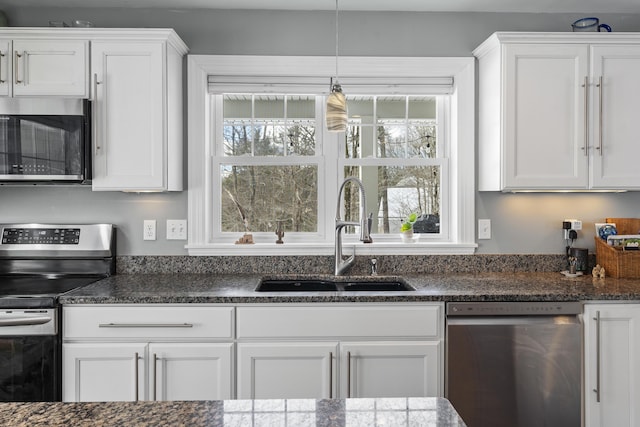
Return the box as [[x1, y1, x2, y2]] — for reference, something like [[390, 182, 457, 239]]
[[187, 55, 476, 255]]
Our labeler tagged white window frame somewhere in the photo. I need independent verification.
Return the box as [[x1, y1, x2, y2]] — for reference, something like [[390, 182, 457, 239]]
[[187, 55, 476, 255]]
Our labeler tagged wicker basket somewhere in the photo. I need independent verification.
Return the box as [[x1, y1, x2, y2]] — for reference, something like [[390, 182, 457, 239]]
[[594, 218, 640, 278]]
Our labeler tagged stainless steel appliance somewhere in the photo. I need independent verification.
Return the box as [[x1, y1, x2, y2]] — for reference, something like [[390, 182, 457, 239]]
[[0, 223, 115, 401], [446, 301, 582, 427], [0, 98, 92, 183]]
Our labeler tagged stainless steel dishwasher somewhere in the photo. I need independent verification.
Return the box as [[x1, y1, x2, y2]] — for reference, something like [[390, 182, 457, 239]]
[[446, 301, 582, 427]]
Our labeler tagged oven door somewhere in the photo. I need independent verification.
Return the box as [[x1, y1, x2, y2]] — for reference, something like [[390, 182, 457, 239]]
[[0, 309, 60, 401]]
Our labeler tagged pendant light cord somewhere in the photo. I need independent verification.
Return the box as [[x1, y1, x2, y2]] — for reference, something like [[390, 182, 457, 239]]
[[334, 0, 339, 82]]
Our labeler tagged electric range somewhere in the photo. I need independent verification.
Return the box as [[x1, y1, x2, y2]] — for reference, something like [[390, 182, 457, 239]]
[[0, 223, 115, 401]]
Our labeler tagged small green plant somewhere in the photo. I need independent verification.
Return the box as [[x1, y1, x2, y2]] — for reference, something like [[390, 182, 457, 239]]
[[400, 212, 418, 233]]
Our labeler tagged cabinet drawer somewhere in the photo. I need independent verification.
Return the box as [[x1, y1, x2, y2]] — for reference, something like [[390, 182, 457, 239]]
[[237, 304, 442, 339], [64, 306, 234, 340]]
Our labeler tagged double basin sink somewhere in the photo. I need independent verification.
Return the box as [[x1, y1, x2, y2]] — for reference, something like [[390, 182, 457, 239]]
[[255, 277, 415, 292]]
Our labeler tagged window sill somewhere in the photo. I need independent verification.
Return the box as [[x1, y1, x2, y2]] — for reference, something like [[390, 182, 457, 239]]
[[186, 242, 477, 256]]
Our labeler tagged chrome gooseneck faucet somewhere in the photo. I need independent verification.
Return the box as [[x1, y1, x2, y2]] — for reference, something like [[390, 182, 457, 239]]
[[335, 177, 372, 275]]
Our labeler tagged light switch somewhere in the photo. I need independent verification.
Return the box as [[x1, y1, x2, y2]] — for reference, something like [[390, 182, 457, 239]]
[[167, 219, 187, 240], [478, 219, 491, 240]]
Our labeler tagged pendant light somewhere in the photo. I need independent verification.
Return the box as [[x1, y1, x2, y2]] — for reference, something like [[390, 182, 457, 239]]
[[326, 0, 347, 132]]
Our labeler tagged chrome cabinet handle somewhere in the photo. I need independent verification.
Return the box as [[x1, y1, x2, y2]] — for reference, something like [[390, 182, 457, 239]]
[[347, 351, 352, 398], [99, 323, 194, 328], [153, 353, 158, 401], [134, 352, 140, 402], [14, 51, 21, 84], [329, 352, 333, 399], [93, 73, 100, 154], [593, 310, 601, 403], [596, 76, 603, 156], [582, 76, 589, 156], [0, 51, 4, 84]]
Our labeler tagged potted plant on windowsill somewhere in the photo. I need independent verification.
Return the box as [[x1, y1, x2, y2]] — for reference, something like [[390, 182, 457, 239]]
[[400, 212, 419, 243]]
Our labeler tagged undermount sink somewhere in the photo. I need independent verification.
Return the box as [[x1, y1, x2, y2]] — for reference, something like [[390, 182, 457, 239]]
[[255, 278, 415, 292]]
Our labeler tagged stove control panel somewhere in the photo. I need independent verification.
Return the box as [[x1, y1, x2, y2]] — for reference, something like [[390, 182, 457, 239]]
[[2, 228, 80, 245]]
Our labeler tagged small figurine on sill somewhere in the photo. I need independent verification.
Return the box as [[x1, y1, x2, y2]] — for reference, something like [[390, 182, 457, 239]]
[[235, 233, 254, 245], [275, 220, 286, 244]]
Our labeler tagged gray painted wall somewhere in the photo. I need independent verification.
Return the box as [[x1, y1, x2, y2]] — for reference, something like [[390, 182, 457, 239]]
[[2, 7, 640, 255]]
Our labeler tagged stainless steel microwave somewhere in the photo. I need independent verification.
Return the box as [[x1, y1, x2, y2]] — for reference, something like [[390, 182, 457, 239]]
[[0, 98, 91, 184]]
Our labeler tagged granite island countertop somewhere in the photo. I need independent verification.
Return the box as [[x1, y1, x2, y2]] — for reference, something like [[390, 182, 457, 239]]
[[0, 397, 465, 427], [59, 272, 640, 304]]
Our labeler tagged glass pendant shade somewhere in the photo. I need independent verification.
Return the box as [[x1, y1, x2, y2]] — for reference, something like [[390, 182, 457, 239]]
[[326, 82, 347, 132]]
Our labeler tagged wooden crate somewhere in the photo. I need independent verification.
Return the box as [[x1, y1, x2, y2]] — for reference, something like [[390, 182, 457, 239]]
[[594, 218, 640, 278]]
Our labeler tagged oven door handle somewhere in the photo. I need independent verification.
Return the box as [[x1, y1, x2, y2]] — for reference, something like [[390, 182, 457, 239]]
[[0, 314, 52, 326]]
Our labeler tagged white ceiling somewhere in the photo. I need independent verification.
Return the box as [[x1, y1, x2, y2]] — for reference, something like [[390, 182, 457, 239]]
[[3, 0, 640, 14]]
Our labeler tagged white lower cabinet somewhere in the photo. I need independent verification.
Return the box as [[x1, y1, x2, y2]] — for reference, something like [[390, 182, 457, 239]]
[[340, 341, 440, 398], [236, 303, 444, 400], [62, 305, 235, 402], [149, 343, 233, 401], [584, 303, 640, 427], [63, 303, 444, 402], [63, 342, 145, 402], [237, 342, 337, 399]]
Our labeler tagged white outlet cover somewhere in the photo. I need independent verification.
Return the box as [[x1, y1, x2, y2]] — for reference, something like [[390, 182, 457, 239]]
[[143, 220, 156, 241]]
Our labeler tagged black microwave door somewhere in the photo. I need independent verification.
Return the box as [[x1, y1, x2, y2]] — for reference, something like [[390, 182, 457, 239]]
[[0, 115, 85, 179]]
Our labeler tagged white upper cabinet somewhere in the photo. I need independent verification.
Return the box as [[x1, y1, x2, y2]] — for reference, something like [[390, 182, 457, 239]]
[[590, 45, 640, 189], [0, 38, 88, 97], [475, 32, 640, 191], [90, 30, 187, 192]]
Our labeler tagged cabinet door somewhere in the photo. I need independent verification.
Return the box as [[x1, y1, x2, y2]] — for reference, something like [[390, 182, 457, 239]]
[[63, 342, 147, 402], [237, 342, 338, 399], [340, 341, 441, 399], [503, 44, 589, 189], [91, 41, 165, 191], [150, 343, 234, 401], [590, 46, 640, 189], [0, 39, 10, 96], [584, 304, 640, 427], [11, 39, 88, 97]]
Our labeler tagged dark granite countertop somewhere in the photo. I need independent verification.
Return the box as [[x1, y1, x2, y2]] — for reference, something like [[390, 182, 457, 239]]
[[59, 272, 640, 304], [0, 397, 465, 427]]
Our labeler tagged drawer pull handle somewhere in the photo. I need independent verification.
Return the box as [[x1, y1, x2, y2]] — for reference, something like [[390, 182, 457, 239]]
[[153, 353, 158, 401], [134, 352, 140, 402], [99, 323, 194, 328], [329, 352, 333, 399], [347, 351, 352, 398]]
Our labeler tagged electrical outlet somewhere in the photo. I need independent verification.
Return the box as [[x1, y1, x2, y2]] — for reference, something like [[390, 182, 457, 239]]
[[166, 219, 187, 240], [478, 219, 491, 240], [564, 218, 582, 230], [143, 220, 156, 241]]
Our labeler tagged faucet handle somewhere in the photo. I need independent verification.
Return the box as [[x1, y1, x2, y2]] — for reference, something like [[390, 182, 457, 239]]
[[369, 258, 378, 275]]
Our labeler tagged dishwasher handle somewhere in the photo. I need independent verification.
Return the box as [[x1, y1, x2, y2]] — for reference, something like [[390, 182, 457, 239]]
[[446, 315, 582, 327]]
